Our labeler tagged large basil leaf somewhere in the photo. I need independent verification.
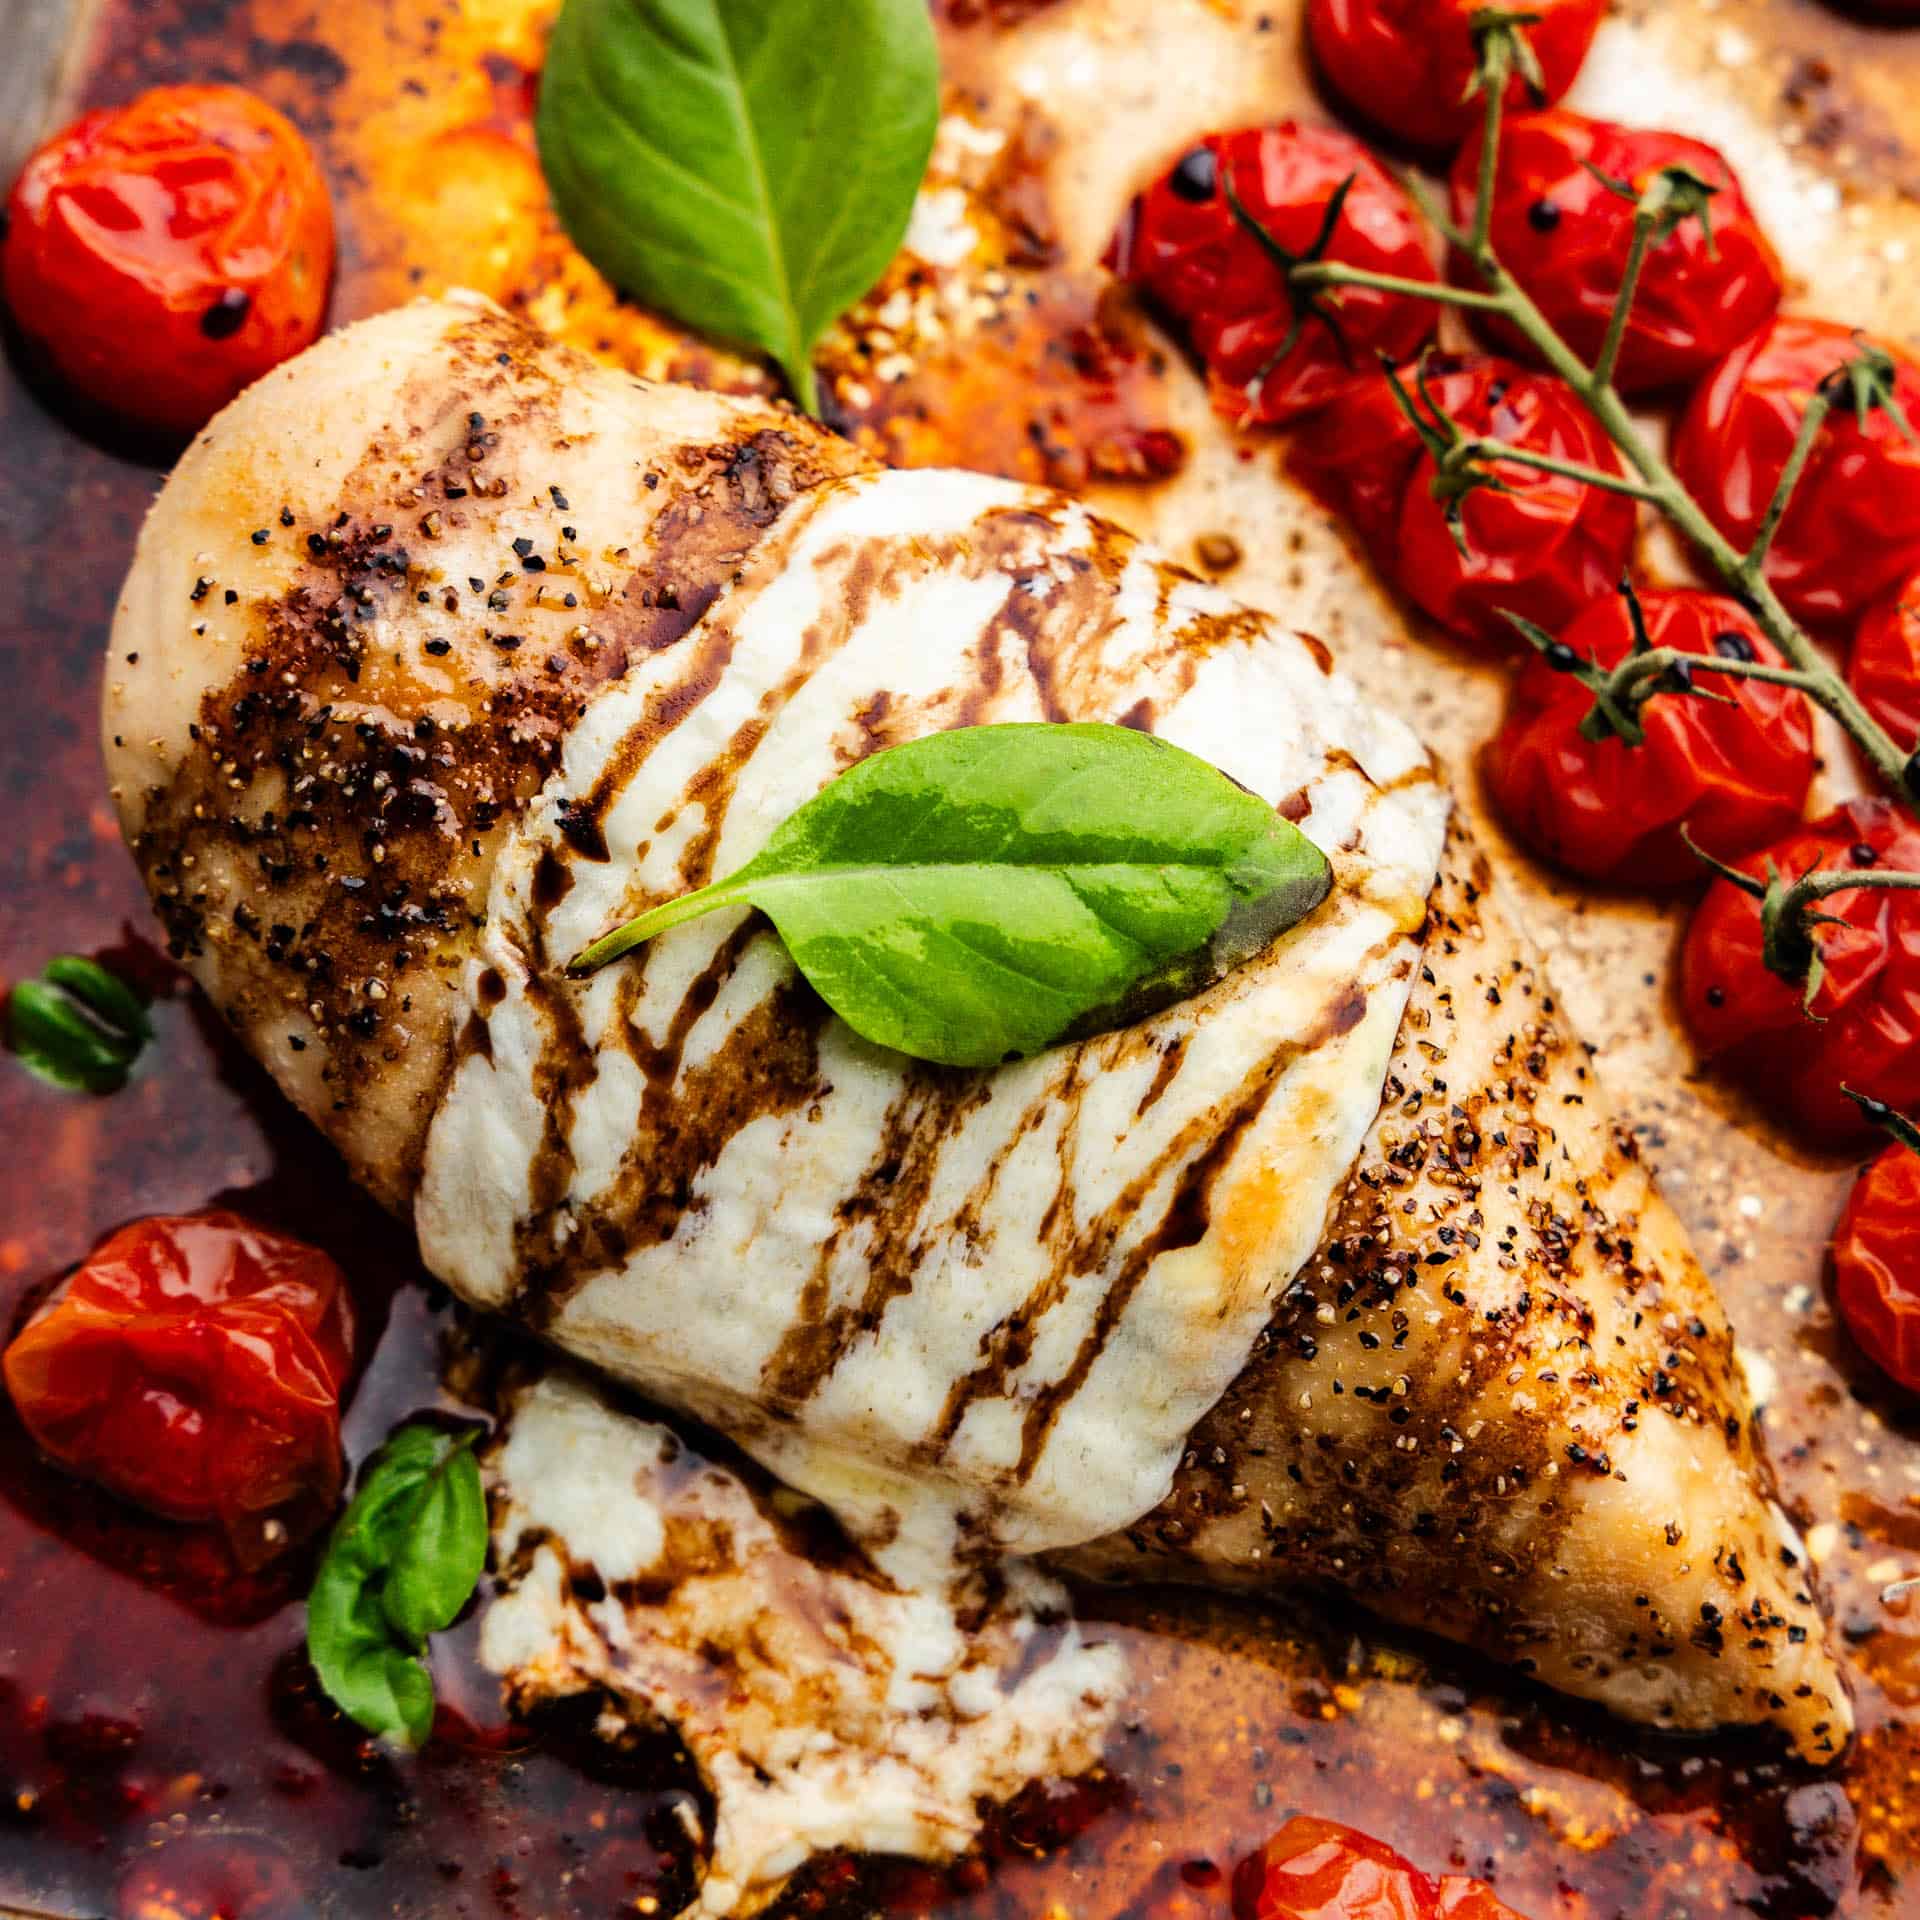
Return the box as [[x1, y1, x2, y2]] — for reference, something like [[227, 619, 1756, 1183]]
[[307, 1423, 487, 1748], [571, 723, 1333, 1068], [537, 0, 939, 414]]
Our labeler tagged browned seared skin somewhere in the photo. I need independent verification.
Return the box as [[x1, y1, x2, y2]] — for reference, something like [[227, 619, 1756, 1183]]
[[1066, 821, 1845, 1754], [106, 297, 868, 1208]]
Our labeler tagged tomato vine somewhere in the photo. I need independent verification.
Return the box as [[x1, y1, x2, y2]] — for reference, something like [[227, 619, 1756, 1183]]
[[1251, 10, 1920, 1020]]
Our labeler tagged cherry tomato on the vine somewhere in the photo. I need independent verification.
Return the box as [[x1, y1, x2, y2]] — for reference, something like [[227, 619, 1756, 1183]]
[[1306, 0, 1604, 152], [1293, 355, 1637, 650], [1450, 112, 1782, 393], [2, 84, 334, 442], [1106, 123, 1438, 428], [1850, 574, 1920, 751], [1673, 316, 1920, 626], [1482, 590, 1814, 887], [1232, 1817, 1528, 1920], [1832, 1144, 1920, 1393], [1681, 798, 1920, 1143], [3, 1212, 355, 1560], [1289, 356, 1640, 648]]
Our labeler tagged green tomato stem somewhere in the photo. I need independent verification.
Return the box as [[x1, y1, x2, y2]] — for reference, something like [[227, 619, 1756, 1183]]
[[1299, 51, 1919, 802]]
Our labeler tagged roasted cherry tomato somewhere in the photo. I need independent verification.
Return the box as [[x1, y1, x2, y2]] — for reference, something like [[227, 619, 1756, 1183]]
[[1673, 316, 1920, 626], [3, 85, 334, 442], [1450, 112, 1781, 393], [1292, 355, 1637, 650], [1107, 123, 1438, 428], [1306, 0, 1603, 152], [1482, 590, 1814, 886], [1832, 1144, 1920, 1392], [3, 1212, 354, 1560], [1233, 1818, 1527, 1920], [1681, 798, 1920, 1143], [1850, 574, 1920, 751]]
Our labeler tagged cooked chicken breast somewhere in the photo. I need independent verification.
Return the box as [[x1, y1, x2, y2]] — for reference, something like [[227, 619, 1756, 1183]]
[[103, 297, 1847, 1766]]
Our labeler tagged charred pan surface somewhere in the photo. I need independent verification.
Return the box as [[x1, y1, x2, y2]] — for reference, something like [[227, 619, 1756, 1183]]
[[1068, 819, 1847, 1757]]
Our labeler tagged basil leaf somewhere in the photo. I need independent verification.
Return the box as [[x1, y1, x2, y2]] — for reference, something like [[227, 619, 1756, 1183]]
[[6, 956, 151, 1093], [306, 1423, 488, 1748], [536, 0, 938, 413], [382, 1437, 488, 1643], [571, 723, 1333, 1068]]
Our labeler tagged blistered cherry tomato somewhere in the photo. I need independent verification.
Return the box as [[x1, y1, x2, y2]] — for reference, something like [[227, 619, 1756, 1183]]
[[1483, 590, 1814, 885], [1107, 123, 1438, 428], [1832, 1144, 1920, 1392], [1850, 575, 1920, 750], [1681, 798, 1920, 1143], [2, 85, 333, 442], [1293, 356, 1637, 650], [1673, 316, 1920, 626], [1233, 1818, 1527, 1920], [4, 1212, 354, 1559], [1451, 113, 1781, 392], [1306, 0, 1603, 151]]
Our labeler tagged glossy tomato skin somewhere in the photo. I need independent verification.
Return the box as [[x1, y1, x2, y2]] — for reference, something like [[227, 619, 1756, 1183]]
[[3, 1212, 354, 1559], [1482, 591, 1814, 885], [2, 85, 333, 443], [1107, 123, 1438, 428], [1850, 575, 1920, 749], [1681, 798, 1920, 1143], [1232, 1818, 1526, 1920], [1452, 112, 1782, 393], [1673, 316, 1920, 626], [1832, 1145, 1920, 1392], [1403, 363, 1634, 650], [1291, 355, 1637, 649], [1306, 0, 1603, 151]]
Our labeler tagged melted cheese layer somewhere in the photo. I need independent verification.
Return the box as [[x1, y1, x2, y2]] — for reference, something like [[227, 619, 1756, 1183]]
[[418, 466, 1449, 1573], [482, 1371, 1126, 1916]]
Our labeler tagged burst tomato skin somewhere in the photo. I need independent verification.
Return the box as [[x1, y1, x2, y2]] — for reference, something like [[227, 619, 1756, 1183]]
[[1482, 591, 1814, 885], [1672, 316, 1920, 626], [1106, 123, 1438, 428], [1306, 0, 1603, 151], [1390, 367, 1638, 652], [1291, 356, 1638, 650], [1832, 1145, 1920, 1392], [1232, 1818, 1527, 1920], [1451, 113, 1782, 393], [1680, 798, 1920, 1143], [3, 1212, 354, 1559], [1850, 576, 1920, 750], [2, 85, 334, 442]]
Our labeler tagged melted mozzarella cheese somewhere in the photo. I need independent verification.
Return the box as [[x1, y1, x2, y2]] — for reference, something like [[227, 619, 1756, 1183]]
[[419, 465, 1448, 1579], [482, 1371, 1127, 1916]]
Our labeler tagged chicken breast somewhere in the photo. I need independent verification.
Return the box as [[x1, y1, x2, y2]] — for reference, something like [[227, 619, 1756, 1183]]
[[103, 297, 1847, 1766]]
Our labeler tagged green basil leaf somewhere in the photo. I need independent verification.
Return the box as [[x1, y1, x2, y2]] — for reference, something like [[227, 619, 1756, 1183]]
[[572, 723, 1333, 1068], [382, 1439, 487, 1643], [536, 0, 939, 413], [307, 1550, 437, 1748], [306, 1422, 489, 1749], [6, 957, 151, 1094]]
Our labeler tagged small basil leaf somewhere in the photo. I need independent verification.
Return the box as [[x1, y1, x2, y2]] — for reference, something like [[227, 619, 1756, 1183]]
[[382, 1438, 486, 1643], [6, 957, 151, 1093], [306, 1421, 489, 1748], [307, 1549, 436, 1748], [572, 723, 1333, 1068], [43, 955, 153, 1042], [536, 0, 938, 413]]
